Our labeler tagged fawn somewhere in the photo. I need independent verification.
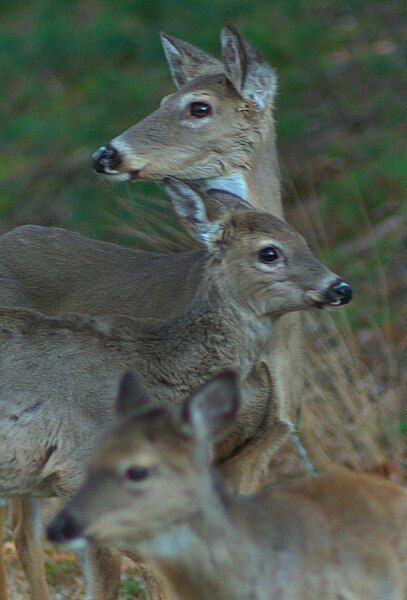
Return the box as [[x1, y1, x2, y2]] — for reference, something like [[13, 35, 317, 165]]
[[48, 371, 407, 600]]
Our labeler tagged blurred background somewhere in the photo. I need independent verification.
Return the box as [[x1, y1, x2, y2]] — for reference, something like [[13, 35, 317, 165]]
[[0, 1, 405, 597]]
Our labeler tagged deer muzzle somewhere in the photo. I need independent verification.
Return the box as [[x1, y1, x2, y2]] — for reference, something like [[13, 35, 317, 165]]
[[92, 144, 122, 174], [47, 510, 83, 545], [323, 279, 352, 306]]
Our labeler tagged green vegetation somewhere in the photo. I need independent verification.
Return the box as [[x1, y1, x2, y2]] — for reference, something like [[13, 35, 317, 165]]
[[1, 1, 404, 240]]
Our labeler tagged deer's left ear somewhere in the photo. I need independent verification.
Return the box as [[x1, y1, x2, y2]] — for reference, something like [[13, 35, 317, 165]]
[[183, 371, 239, 443], [116, 372, 152, 418], [221, 25, 277, 112], [164, 178, 221, 246]]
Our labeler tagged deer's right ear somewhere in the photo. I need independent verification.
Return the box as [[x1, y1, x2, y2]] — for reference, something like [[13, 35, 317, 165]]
[[164, 177, 221, 246], [221, 25, 277, 112], [160, 32, 223, 88], [116, 372, 152, 418], [183, 371, 239, 442]]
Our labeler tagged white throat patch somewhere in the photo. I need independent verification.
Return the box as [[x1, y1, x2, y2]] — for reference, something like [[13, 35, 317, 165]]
[[200, 174, 249, 202]]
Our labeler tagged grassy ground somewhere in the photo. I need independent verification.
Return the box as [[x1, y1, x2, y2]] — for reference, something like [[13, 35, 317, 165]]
[[0, 0, 405, 597]]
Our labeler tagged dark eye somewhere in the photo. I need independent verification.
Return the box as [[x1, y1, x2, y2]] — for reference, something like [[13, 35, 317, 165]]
[[125, 466, 149, 482], [189, 102, 212, 118], [258, 246, 279, 263]]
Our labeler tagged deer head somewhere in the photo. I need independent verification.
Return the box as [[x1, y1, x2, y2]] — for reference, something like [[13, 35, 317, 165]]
[[47, 371, 239, 551], [92, 26, 276, 195], [164, 179, 352, 314]]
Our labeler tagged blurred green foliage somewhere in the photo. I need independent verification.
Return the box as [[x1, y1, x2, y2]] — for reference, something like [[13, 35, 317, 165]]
[[0, 1, 405, 300]]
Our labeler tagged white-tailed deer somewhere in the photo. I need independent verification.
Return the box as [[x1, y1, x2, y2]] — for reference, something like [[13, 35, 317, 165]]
[[0, 27, 301, 433], [0, 181, 351, 599], [0, 31, 303, 527], [48, 371, 407, 600]]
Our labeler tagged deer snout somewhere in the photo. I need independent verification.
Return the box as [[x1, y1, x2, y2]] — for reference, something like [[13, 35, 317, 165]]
[[47, 511, 83, 544], [323, 279, 352, 306], [92, 144, 122, 174]]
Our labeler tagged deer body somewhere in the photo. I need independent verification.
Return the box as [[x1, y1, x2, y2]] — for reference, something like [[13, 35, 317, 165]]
[[49, 373, 407, 600], [0, 187, 347, 481], [0, 188, 350, 598]]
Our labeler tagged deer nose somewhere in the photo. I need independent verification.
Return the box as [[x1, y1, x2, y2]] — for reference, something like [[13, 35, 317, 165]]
[[47, 511, 82, 543], [92, 145, 122, 173], [325, 279, 352, 306]]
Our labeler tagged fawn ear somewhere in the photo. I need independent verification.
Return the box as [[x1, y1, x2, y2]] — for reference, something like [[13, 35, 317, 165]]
[[183, 371, 239, 442], [116, 372, 152, 418], [160, 32, 223, 89], [164, 177, 221, 246], [221, 25, 277, 112]]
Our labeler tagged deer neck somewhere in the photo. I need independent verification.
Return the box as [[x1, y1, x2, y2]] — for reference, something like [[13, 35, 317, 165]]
[[143, 483, 260, 600], [199, 113, 283, 217], [170, 270, 274, 377]]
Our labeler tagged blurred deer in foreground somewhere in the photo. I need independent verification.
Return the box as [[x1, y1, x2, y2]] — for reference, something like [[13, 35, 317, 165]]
[[0, 180, 351, 599], [48, 371, 407, 600]]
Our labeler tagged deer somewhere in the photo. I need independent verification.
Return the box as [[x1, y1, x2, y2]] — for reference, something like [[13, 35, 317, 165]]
[[0, 34, 307, 594], [47, 370, 407, 600], [0, 26, 302, 434], [0, 180, 351, 599]]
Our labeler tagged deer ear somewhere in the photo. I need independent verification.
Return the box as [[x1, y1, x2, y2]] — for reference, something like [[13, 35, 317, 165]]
[[164, 178, 221, 246], [221, 25, 277, 112], [160, 32, 223, 89], [183, 371, 239, 442], [116, 372, 152, 418]]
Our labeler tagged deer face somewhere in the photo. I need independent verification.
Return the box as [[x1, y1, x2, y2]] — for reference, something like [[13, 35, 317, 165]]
[[215, 212, 352, 315], [47, 373, 238, 552], [46, 415, 199, 550], [92, 27, 276, 190], [164, 179, 352, 317]]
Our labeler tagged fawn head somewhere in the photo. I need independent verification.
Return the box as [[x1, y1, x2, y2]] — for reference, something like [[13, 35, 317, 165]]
[[165, 179, 352, 314], [92, 26, 276, 189], [47, 371, 239, 550]]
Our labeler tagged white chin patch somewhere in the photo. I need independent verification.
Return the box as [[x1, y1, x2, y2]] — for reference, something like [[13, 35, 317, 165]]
[[59, 537, 88, 551], [330, 299, 342, 306], [105, 172, 131, 183]]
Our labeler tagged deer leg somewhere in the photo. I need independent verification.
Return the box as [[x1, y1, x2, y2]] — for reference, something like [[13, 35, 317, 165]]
[[81, 542, 121, 600], [0, 500, 8, 600], [11, 497, 49, 600]]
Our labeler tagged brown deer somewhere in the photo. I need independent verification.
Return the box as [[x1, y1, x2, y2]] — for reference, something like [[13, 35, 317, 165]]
[[48, 371, 407, 600], [0, 27, 301, 435], [0, 36, 307, 588], [0, 180, 351, 599]]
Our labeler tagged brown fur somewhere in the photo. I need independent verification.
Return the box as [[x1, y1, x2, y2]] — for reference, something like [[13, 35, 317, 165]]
[[51, 375, 407, 599], [0, 201, 341, 599]]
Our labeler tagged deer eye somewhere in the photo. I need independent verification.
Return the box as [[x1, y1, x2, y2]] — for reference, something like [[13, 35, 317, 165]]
[[125, 466, 149, 482], [258, 246, 279, 263], [189, 102, 212, 118]]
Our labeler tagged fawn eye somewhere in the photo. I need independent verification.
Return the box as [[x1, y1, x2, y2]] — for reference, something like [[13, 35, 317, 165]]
[[125, 466, 149, 482], [189, 102, 212, 117], [258, 246, 279, 263]]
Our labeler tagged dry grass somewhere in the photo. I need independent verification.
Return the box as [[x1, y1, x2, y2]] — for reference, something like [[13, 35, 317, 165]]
[[301, 310, 404, 477]]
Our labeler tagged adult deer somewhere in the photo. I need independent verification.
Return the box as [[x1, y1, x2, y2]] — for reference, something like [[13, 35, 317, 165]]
[[48, 371, 407, 600], [0, 37, 304, 588], [0, 181, 351, 599], [0, 27, 300, 430]]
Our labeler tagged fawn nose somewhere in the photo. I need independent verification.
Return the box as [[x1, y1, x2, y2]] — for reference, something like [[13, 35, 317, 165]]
[[324, 279, 352, 306], [92, 145, 122, 173], [47, 512, 82, 543]]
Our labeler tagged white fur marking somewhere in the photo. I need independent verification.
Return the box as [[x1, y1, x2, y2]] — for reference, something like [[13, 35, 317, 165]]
[[201, 173, 248, 201]]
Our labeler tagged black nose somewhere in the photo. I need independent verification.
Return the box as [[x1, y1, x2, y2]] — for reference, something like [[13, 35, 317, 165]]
[[325, 279, 352, 306], [91, 145, 122, 173], [47, 512, 82, 544]]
